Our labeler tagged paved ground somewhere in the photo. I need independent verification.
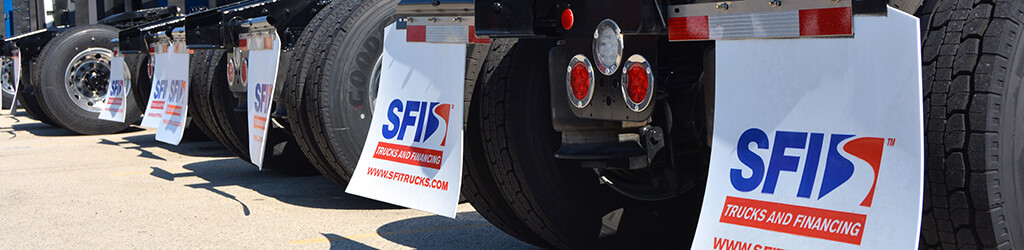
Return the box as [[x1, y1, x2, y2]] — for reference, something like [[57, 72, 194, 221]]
[[0, 111, 537, 249]]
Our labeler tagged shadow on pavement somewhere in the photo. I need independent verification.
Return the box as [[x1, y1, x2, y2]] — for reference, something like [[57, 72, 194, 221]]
[[373, 211, 538, 249], [150, 158, 400, 215], [322, 233, 376, 250], [99, 134, 234, 160], [8, 122, 146, 137]]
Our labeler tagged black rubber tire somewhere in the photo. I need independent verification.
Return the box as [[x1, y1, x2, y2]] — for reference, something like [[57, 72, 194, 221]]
[[127, 53, 152, 111], [471, 40, 703, 249], [191, 49, 244, 156], [917, 0, 1024, 249], [1, 92, 10, 109], [284, 0, 384, 184], [459, 39, 552, 249], [16, 77, 57, 125], [31, 24, 143, 134]]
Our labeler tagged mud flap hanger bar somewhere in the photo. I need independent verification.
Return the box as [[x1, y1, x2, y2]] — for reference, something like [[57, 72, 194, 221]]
[[396, 0, 491, 44], [4, 29, 61, 90], [184, 0, 326, 50], [118, 16, 185, 54]]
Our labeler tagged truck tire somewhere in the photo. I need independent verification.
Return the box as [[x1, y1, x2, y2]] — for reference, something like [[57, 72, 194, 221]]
[[470, 39, 704, 248], [128, 53, 152, 110], [15, 87, 56, 125], [189, 49, 245, 154], [31, 24, 142, 134], [284, 0, 386, 184], [918, 0, 1024, 248], [460, 39, 550, 248]]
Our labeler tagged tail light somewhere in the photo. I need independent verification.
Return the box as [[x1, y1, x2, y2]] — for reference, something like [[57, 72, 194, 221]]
[[561, 9, 574, 30], [566, 54, 594, 108], [593, 19, 623, 76], [226, 58, 236, 85], [621, 54, 653, 112], [147, 57, 155, 79], [240, 58, 249, 86]]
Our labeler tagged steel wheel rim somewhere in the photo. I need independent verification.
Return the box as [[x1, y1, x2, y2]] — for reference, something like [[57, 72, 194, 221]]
[[367, 54, 383, 113], [64, 48, 113, 113], [1, 59, 14, 95]]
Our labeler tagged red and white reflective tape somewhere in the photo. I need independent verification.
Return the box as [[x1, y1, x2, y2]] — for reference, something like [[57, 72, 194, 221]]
[[667, 1, 852, 41], [238, 32, 275, 51], [149, 41, 171, 54], [406, 25, 491, 44]]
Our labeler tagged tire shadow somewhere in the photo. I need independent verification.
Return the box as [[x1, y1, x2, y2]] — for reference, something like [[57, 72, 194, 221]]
[[149, 158, 401, 215], [372, 211, 539, 249], [98, 133, 234, 160]]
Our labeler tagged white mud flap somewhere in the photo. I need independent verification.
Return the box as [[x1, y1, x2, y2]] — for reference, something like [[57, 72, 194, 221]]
[[8, 50, 21, 114], [97, 48, 129, 122], [154, 41, 190, 145], [140, 43, 169, 128], [692, 7, 923, 249], [244, 31, 281, 169], [345, 24, 466, 218]]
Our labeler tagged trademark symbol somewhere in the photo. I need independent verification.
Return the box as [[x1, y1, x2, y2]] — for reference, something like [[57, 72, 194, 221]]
[[886, 138, 896, 146]]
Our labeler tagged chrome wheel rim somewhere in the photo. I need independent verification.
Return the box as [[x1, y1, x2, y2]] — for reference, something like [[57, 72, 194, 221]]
[[1, 58, 14, 95], [367, 54, 383, 113], [64, 48, 113, 112]]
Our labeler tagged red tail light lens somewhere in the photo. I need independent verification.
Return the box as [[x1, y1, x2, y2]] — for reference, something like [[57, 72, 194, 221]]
[[570, 63, 589, 100], [240, 58, 248, 85], [625, 63, 648, 103], [561, 9, 574, 30], [226, 58, 236, 84], [621, 54, 653, 112], [566, 54, 594, 108]]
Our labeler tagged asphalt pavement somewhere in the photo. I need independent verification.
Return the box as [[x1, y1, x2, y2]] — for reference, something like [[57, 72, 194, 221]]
[[0, 111, 537, 249]]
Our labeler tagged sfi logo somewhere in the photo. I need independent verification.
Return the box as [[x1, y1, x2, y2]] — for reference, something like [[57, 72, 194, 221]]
[[252, 82, 273, 114], [166, 80, 186, 103], [381, 99, 453, 147], [732, 128, 892, 207], [153, 80, 166, 99], [108, 80, 124, 97]]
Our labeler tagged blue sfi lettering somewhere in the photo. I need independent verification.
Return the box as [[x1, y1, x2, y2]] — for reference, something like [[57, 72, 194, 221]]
[[733, 128, 769, 192], [763, 131, 807, 194], [396, 100, 421, 140], [382, 99, 403, 139], [797, 133, 825, 198]]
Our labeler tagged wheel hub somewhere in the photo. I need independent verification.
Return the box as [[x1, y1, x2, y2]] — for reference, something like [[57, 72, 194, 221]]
[[64, 48, 113, 112]]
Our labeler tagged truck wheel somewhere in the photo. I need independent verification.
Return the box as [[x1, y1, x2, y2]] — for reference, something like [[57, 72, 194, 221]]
[[31, 24, 142, 134], [284, 0, 387, 184], [2, 58, 14, 109], [918, 0, 1024, 248], [470, 39, 706, 248]]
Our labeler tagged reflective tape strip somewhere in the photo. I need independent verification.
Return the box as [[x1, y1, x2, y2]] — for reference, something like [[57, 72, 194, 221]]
[[238, 35, 276, 51], [406, 25, 491, 44], [669, 7, 851, 41]]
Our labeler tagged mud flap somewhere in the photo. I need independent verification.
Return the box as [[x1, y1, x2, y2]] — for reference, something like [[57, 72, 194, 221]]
[[155, 38, 190, 145], [98, 48, 129, 122], [140, 43, 169, 128], [8, 50, 21, 114], [345, 24, 466, 218], [243, 31, 281, 169], [692, 7, 923, 249]]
